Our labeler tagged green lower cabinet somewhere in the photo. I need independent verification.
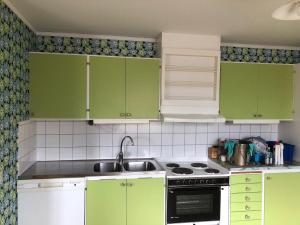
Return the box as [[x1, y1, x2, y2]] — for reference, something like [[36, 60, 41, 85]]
[[127, 178, 165, 225], [86, 178, 165, 225], [86, 179, 127, 225], [264, 173, 300, 225], [230, 174, 262, 225], [29, 53, 87, 119]]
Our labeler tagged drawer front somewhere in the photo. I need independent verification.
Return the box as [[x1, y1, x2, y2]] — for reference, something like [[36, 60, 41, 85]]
[[231, 220, 261, 225], [231, 183, 262, 194], [231, 202, 262, 212], [231, 211, 261, 222], [231, 174, 262, 185], [231, 193, 262, 203]]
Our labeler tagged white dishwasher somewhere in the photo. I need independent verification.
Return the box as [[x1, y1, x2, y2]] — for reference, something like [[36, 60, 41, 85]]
[[18, 178, 85, 225]]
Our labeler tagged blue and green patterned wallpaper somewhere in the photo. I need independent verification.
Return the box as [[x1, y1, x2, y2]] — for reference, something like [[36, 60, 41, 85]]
[[221, 46, 300, 64], [35, 35, 157, 57], [34, 35, 300, 64], [0, 2, 35, 225]]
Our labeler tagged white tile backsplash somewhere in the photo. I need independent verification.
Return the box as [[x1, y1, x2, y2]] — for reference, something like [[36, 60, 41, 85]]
[[18, 120, 37, 174], [34, 121, 279, 161]]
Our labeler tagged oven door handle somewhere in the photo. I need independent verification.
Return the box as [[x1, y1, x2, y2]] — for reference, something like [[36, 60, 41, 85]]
[[168, 185, 227, 190]]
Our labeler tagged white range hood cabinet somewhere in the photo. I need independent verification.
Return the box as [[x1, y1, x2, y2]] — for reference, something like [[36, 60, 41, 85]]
[[163, 114, 225, 123], [158, 33, 222, 122]]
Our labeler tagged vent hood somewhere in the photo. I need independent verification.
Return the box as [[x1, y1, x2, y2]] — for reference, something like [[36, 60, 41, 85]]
[[158, 33, 223, 123], [163, 114, 225, 123]]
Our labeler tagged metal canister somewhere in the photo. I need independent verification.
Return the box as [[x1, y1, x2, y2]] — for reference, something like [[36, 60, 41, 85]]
[[234, 144, 247, 166]]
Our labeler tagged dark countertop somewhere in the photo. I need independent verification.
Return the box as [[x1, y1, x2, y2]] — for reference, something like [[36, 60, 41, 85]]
[[19, 160, 99, 180], [18, 159, 165, 180], [211, 159, 300, 172]]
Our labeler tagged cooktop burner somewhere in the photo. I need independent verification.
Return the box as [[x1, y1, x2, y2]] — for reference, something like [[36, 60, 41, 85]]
[[172, 167, 193, 175], [166, 163, 180, 168], [191, 163, 207, 168], [205, 168, 220, 174]]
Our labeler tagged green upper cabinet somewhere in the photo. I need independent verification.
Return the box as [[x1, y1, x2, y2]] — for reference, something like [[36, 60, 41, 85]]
[[220, 63, 259, 119], [126, 58, 160, 119], [220, 62, 294, 120], [127, 178, 165, 225], [264, 173, 300, 225], [89, 56, 126, 119], [29, 53, 87, 119], [257, 64, 294, 119], [89, 56, 160, 120], [86, 179, 126, 225]]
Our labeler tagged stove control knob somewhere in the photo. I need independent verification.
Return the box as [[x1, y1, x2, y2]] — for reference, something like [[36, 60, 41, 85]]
[[212, 179, 217, 184], [176, 180, 181, 185], [200, 180, 205, 184], [189, 180, 194, 185], [206, 180, 211, 184]]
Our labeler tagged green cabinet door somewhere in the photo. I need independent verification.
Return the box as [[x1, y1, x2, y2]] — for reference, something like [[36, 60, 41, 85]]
[[127, 178, 165, 225], [29, 53, 87, 119], [220, 63, 259, 119], [265, 173, 300, 225], [125, 58, 160, 119], [90, 56, 126, 119], [86, 179, 126, 225], [257, 64, 294, 119]]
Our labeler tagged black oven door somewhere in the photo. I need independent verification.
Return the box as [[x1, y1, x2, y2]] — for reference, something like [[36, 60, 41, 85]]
[[167, 186, 221, 224]]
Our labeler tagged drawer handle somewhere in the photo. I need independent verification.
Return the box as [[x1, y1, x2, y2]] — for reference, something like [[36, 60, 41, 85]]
[[245, 215, 250, 220], [127, 183, 134, 187], [245, 187, 251, 191], [245, 196, 250, 201], [245, 178, 251, 182], [245, 205, 250, 210], [120, 182, 126, 187]]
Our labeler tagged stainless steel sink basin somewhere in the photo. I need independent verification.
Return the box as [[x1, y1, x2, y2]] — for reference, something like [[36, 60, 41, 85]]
[[123, 161, 157, 172], [93, 162, 123, 173]]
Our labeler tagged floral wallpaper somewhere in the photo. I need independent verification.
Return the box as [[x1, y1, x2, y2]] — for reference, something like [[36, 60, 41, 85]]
[[0, 2, 35, 225], [221, 46, 300, 64], [35, 35, 157, 58]]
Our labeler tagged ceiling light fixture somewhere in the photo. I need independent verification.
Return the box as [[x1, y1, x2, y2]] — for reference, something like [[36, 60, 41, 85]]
[[272, 0, 300, 20]]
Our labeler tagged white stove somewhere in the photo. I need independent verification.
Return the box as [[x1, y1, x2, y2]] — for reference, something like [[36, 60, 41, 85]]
[[161, 160, 229, 178]]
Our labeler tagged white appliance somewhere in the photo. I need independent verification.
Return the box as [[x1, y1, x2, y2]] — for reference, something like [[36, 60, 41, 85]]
[[163, 161, 229, 225], [18, 178, 85, 225]]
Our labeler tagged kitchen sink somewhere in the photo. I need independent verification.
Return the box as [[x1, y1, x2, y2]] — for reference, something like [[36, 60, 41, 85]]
[[123, 161, 157, 172], [93, 162, 123, 173]]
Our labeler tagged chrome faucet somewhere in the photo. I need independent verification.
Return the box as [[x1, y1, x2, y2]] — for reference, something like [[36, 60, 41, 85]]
[[116, 136, 134, 165]]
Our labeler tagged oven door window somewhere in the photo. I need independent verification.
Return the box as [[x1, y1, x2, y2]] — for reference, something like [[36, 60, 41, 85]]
[[168, 187, 220, 223]]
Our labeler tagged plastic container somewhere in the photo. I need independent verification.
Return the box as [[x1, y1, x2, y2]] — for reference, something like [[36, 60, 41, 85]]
[[267, 141, 295, 164]]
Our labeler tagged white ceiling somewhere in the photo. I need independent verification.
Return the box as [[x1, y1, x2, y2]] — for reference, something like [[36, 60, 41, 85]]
[[6, 0, 300, 46]]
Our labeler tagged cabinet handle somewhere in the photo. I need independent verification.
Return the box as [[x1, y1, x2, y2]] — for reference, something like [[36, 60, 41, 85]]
[[120, 182, 126, 187], [253, 114, 257, 118], [266, 176, 271, 180], [258, 114, 262, 117], [126, 113, 132, 117], [245, 178, 251, 182], [120, 113, 125, 117], [245, 196, 250, 201], [245, 187, 251, 191], [245, 205, 250, 210], [127, 183, 134, 187], [245, 215, 250, 220]]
